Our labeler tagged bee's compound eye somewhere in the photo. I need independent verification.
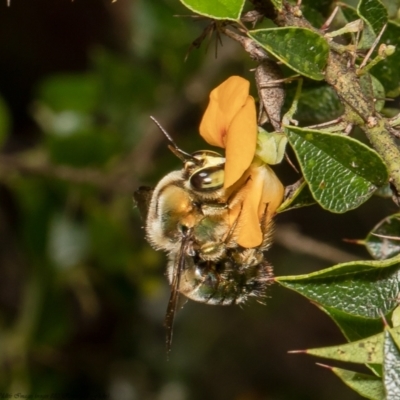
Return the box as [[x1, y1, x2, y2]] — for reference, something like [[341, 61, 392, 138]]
[[190, 165, 224, 192]]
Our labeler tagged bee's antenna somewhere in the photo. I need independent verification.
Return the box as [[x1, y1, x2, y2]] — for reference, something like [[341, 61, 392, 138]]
[[150, 116, 200, 164]]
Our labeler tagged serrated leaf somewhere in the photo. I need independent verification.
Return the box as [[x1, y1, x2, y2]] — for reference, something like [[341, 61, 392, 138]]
[[276, 255, 400, 318], [365, 214, 400, 260], [277, 180, 315, 212], [383, 328, 400, 399], [306, 326, 400, 365], [371, 21, 400, 96], [320, 305, 383, 376], [286, 126, 388, 213], [179, 0, 245, 20], [358, 0, 388, 36], [332, 367, 385, 400], [249, 28, 329, 80]]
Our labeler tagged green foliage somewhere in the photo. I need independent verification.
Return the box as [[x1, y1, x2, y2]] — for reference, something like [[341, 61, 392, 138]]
[[364, 214, 400, 260], [249, 28, 329, 80], [179, 0, 245, 20], [332, 368, 385, 400], [286, 126, 388, 212], [1, 0, 400, 399], [358, 0, 388, 36], [277, 255, 400, 319]]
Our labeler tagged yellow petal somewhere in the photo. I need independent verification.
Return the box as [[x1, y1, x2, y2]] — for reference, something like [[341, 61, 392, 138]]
[[199, 94, 226, 147], [199, 76, 250, 149], [224, 96, 257, 188], [236, 164, 284, 248], [214, 76, 250, 125], [258, 164, 285, 223]]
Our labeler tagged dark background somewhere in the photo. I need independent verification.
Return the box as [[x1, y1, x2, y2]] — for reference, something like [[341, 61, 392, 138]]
[[0, 0, 395, 399]]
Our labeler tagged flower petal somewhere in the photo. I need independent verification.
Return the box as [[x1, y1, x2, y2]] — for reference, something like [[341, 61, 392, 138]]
[[224, 96, 257, 188], [199, 76, 251, 149], [235, 164, 284, 248], [214, 76, 250, 125], [199, 96, 226, 147]]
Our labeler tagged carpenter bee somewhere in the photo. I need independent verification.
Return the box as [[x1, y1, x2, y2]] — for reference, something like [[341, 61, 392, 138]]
[[134, 117, 274, 352]]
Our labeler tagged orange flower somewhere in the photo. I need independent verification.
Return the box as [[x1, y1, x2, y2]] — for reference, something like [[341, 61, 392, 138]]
[[199, 76, 257, 189], [233, 162, 284, 248], [199, 76, 284, 248]]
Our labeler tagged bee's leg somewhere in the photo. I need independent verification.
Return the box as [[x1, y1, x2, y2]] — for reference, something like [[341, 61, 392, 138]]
[[223, 175, 252, 246], [259, 202, 274, 251], [223, 203, 243, 246]]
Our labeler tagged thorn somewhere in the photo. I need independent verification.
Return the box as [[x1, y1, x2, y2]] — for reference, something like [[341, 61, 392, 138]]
[[316, 363, 333, 370], [380, 310, 389, 327], [287, 349, 307, 354], [342, 238, 365, 245], [358, 23, 388, 72], [320, 6, 339, 31]]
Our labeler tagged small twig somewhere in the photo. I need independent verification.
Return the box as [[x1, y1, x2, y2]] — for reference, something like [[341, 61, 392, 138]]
[[371, 233, 400, 241], [358, 23, 387, 72], [320, 6, 339, 31], [0, 153, 133, 193], [274, 224, 362, 264]]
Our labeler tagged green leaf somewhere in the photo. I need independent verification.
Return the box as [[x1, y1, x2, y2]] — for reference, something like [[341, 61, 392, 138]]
[[332, 367, 385, 400], [371, 21, 400, 96], [383, 328, 400, 399], [286, 126, 389, 213], [277, 180, 315, 212], [380, 0, 400, 19], [321, 306, 385, 342], [0, 95, 10, 148], [391, 306, 400, 328], [179, 0, 245, 20], [320, 305, 384, 376], [297, 85, 343, 124], [339, 2, 387, 50], [358, 0, 388, 36], [276, 255, 400, 318], [306, 326, 400, 365], [365, 214, 400, 260], [249, 28, 329, 80]]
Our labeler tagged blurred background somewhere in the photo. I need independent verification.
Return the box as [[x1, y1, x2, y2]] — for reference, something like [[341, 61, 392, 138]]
[[0, 0, 397, 399]]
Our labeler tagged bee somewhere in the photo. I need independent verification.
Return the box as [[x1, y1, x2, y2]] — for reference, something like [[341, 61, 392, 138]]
[[134, 117, 274, 352]]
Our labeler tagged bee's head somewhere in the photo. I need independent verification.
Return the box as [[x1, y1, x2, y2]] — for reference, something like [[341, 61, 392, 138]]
[[184, 150, 225, 193], [150, 116, 226, 194]]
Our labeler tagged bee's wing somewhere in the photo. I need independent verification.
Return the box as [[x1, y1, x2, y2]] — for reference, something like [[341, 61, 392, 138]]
[[133, 186, 154, 221], [164, 230, 191, 355]]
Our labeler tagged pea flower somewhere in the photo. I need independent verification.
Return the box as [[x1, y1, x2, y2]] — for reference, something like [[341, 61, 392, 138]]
[[199, 76, 257, 189], [199, 76, 284, 248]]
